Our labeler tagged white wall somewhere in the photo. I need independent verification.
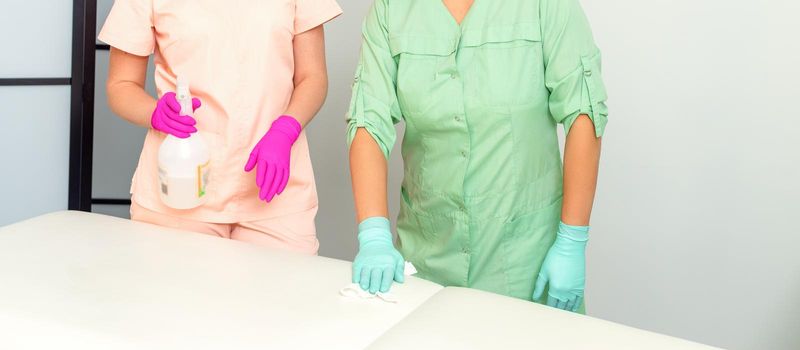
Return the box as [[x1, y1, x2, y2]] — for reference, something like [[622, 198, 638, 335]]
[[0, 2, 73, 226], [582, 1, 799, 349], [88, 1, 798, 349]]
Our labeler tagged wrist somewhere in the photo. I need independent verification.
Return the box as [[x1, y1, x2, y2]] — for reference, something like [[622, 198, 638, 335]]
[[557, 221, 590, 242], [269, 115, 302, 143], [358, 217, 393, 247]]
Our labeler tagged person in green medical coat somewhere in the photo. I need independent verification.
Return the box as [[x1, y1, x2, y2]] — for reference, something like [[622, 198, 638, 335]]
[[347, 0, 607, 313]]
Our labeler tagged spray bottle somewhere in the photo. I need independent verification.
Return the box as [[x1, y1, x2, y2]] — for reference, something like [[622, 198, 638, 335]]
[[157, 76, 210, 209]]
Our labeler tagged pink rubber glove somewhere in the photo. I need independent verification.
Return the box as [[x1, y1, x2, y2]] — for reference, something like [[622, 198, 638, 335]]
[[244, 115, 302, 202], [151, 92, 202, 138]]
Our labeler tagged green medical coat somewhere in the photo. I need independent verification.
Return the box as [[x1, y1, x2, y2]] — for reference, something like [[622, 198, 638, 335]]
[[346, 0, 608, 305]]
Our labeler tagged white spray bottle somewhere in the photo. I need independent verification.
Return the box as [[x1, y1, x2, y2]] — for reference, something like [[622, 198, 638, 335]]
[[157, 76, 210, 209]]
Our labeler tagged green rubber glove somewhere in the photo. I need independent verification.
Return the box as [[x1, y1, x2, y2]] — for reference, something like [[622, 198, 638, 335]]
[[352, 217, 405, 294], [533, 222, 589, 312]]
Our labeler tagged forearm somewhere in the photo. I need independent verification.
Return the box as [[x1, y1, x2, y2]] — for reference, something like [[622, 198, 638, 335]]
[[106, 48, 155, 129], [350, 128, 390, 222], [284, 74, 328, 128], [107, 81, 156, 128], [561, 115, 602, 226], [286, 25, 329, 128]]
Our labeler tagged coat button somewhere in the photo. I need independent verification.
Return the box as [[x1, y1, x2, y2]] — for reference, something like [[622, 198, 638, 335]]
[[450, 74, 457, 79], [584, 70, 593, 77], [461, 151, 468, 158], [455, 115, 462, 122]]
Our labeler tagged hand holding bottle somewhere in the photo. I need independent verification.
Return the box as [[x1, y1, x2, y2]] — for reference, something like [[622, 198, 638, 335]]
[[151, 92, 202, 138]]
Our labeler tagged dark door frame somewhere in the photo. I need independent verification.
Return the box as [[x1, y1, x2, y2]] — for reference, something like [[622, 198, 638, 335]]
[[68, 0, 97, 211]]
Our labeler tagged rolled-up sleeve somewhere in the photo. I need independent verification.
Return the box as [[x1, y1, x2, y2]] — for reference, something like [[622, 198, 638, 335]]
[[97, 0, 155, 57], [346, 0, 402, 159], [541, 0, 608, 137]]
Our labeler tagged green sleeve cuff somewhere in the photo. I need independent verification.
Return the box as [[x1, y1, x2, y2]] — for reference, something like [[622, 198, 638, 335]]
[[346, 120, 393, 160], [551, 51, 609, 138]]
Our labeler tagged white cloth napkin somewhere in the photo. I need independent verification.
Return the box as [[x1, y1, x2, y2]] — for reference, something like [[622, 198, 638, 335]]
[[339, 262, 417, 303]]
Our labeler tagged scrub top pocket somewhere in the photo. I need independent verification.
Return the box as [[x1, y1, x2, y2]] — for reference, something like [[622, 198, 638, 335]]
[[389, 36, 458, 118], [461, 23, 544, 108]]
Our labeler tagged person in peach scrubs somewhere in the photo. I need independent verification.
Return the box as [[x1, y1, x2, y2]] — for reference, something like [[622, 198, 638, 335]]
[[99, 0, 342, 254]]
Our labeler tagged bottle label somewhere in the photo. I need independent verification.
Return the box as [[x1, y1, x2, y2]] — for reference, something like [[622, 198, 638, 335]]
[[158, 167, 168, 195], [197, 161, 210, 197]]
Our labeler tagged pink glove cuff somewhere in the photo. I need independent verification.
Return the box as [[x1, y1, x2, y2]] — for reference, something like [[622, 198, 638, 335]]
[[271, 115, 302, 144]]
